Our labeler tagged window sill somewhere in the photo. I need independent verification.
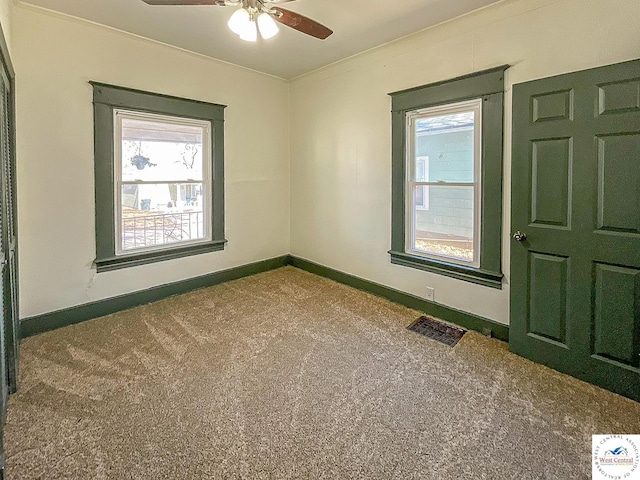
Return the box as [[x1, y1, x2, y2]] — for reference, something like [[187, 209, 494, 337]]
[[95, 240, 227, 272], [388, 250, 503, 289]]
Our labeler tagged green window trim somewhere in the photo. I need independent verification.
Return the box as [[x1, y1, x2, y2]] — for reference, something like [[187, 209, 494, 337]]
[[91, 82, 227, 272], [388, 65, 508, 289]]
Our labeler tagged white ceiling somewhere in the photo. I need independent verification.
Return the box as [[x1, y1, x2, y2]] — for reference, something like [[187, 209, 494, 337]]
[[20, 0, 503, 79]]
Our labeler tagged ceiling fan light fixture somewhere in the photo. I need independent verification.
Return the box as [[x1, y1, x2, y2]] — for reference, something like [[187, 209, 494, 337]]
[[144, 0, 333, 42], [238, 18, 258, 42], [227, 7, 250, 36], [257, 12, 279, 40]]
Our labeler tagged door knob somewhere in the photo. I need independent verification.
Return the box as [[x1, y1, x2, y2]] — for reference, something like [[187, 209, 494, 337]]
[[513, 231, 527, 242]]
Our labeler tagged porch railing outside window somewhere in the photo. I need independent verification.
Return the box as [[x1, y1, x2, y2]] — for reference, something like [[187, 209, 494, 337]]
[[121, 210, 204, 250]]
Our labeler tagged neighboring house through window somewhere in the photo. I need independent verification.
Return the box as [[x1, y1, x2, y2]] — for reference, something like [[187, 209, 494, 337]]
[[407, 100, 480, 266], [413, 156, 429, 211], [389, 66, 508, 288], [91, 83, 226, 271]]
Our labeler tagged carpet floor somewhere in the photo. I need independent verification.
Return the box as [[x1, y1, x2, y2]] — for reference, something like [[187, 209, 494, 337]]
[[4, 267, 640, 479]]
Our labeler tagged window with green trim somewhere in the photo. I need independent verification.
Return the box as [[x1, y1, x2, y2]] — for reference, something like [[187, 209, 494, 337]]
[[91, 83, 226, 272], [388, 66, 508, 288]]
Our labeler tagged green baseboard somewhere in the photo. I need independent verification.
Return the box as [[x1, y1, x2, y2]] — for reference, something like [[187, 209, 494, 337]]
[[20, 255, 290, 338], [20, 254, 508, 342], [289, 256, 509, 342]]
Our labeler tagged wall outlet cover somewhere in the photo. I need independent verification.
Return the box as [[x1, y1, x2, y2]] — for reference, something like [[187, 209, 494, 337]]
[[426, 287, 435, 302]]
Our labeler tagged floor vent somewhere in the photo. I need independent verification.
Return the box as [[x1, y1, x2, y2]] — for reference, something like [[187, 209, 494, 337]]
[[407, 316, 466, 347]]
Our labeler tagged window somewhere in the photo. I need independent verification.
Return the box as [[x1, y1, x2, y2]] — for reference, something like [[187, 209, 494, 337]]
[[92, 83, 226, 272], [115, 111, 210, 254], [407, 100, 481, 267], [389, 66, 507, 288]]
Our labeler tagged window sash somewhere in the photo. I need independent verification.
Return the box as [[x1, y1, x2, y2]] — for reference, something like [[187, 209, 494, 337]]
[[113, 109, 213, 256], [120, 180, 204, 185], [404, 99, 482, 268]]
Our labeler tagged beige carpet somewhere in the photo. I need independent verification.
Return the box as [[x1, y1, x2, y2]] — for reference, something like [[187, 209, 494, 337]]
[[5, 267, 640, 479]]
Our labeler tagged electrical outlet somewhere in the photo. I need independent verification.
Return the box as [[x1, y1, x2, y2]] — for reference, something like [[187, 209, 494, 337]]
[[425, 287, 435, 302]]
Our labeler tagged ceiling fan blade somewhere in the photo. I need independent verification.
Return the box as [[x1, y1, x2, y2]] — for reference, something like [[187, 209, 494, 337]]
[[272, 7, 333, 40], [140, 0, 225, 5]]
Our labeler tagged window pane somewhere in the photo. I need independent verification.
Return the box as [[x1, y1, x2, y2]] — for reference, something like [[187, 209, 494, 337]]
[[121, 116, 205, 182], [415, 184, 428, 210], [411, 185, 474, 262], [121, 183, 205, 251], [415, 111, 475, 183]]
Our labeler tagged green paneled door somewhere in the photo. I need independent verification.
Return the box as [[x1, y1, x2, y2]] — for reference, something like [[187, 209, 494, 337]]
[[511, 59, 640, 402]]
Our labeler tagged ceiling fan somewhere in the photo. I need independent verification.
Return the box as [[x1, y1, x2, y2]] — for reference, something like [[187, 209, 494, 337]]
[[141, 0, 333, 42]]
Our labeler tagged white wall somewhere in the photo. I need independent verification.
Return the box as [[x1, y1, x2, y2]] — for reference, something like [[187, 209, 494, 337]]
[[289, 0, 640, 325], [0, 0, 12, 54], [15, 5, 290, 318], [13, 0, 640, 323]]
